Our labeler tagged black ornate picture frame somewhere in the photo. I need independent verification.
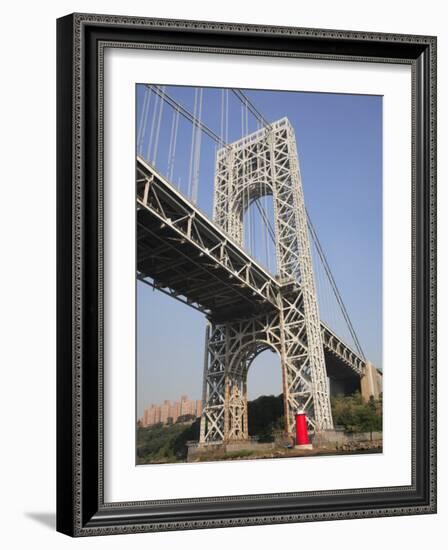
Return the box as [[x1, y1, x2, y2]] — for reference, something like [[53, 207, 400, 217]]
[[56, 13, 437, 536]]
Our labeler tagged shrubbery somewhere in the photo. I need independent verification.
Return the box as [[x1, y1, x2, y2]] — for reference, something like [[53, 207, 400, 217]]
[[136, 419, 200, 464], [331, 392, 382, 435]]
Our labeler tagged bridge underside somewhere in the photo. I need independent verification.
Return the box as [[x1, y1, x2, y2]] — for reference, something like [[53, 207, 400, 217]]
[[137, 157, 366, 382], [137, 207, 276, 323], [324, 351, 361, 396], [137, 158, 278, 323]]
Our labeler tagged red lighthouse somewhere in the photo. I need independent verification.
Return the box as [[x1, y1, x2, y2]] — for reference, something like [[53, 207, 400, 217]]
[[295, 410, 313, 449]]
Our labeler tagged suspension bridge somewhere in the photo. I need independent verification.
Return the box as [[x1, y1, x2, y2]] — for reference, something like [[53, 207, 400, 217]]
[[136, 85, 382, 446]]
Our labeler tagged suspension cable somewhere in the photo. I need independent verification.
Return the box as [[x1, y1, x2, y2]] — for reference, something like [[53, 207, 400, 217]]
[[142, 83, 364, 358], [167, 107, 176, 173], [167, 108, 179, 182], [220, 88, 225, 143], [192, 88, 203, 204], [188, 88, 199, 199], [146, 85, 227, 148], [231, 89, 272, 130], [225, 89, 229, 142], [137, 87, 151, 155], [151, 86, 165, 165], [232, 88, 363, 356], [306, 209, 365, 358], [146, 90, 159, 162]]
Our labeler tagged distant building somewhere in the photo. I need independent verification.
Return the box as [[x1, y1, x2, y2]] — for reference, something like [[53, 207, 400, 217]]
[[169, 401, 180, 421], [180, 397, 196, 416], [160, 400, 171, 424], [141, 394, 202, 426]]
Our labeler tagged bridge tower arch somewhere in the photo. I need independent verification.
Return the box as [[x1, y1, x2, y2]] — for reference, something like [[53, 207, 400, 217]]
[[200, 118, 334, 445]]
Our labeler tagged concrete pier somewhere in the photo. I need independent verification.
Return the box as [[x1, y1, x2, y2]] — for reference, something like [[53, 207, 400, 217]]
[[360, 361, 382, 401]]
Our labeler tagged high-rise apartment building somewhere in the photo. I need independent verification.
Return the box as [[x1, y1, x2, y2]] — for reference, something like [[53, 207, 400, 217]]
[[141, 395, 202, 427]]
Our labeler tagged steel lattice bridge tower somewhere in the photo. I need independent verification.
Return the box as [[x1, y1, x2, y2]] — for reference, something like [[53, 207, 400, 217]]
[[137, 114, 381, 446], [202, 117, 332, 442]]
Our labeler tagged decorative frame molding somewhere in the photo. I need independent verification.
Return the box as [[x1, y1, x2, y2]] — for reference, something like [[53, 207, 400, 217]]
[[56, 13, 437, 536]]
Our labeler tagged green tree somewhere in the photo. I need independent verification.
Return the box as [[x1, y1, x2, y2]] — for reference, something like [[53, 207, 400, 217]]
[[331, 392, 382, 435], [136, 419, 201, 464]]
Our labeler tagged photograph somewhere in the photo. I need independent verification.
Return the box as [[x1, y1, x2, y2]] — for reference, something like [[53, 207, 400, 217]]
[[0, 3, 442, 547], [54, 9, 436, 538], [135, 84, 383, 465]]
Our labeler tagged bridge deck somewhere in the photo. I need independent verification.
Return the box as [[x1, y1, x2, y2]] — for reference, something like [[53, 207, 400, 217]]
[[137, 157, 365, 377]]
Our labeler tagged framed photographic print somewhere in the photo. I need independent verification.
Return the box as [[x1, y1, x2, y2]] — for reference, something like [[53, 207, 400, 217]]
[[56, 13, 437, 536]]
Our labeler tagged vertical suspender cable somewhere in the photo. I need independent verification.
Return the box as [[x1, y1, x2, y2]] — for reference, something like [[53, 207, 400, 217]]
[[167, 109, 179, 183], [137, 87, 151, 156], [192, 88, 203, 204], [225, 89, 229, 143], [307, 212, 365, 357], [167, 107, 176, 173], [151, 85, 165, 166], [146, 90, 159, 163], [188, 88, 198, 200], [220, 89, 225, 144]]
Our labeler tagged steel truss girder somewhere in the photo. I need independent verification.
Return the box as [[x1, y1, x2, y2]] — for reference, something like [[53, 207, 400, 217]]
[[321, 323, 364, 376], [137, 157, 279, 318]]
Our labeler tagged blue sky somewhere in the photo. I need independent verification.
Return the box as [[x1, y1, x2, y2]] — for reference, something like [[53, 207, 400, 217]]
[[136, 85, 382, 417]]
